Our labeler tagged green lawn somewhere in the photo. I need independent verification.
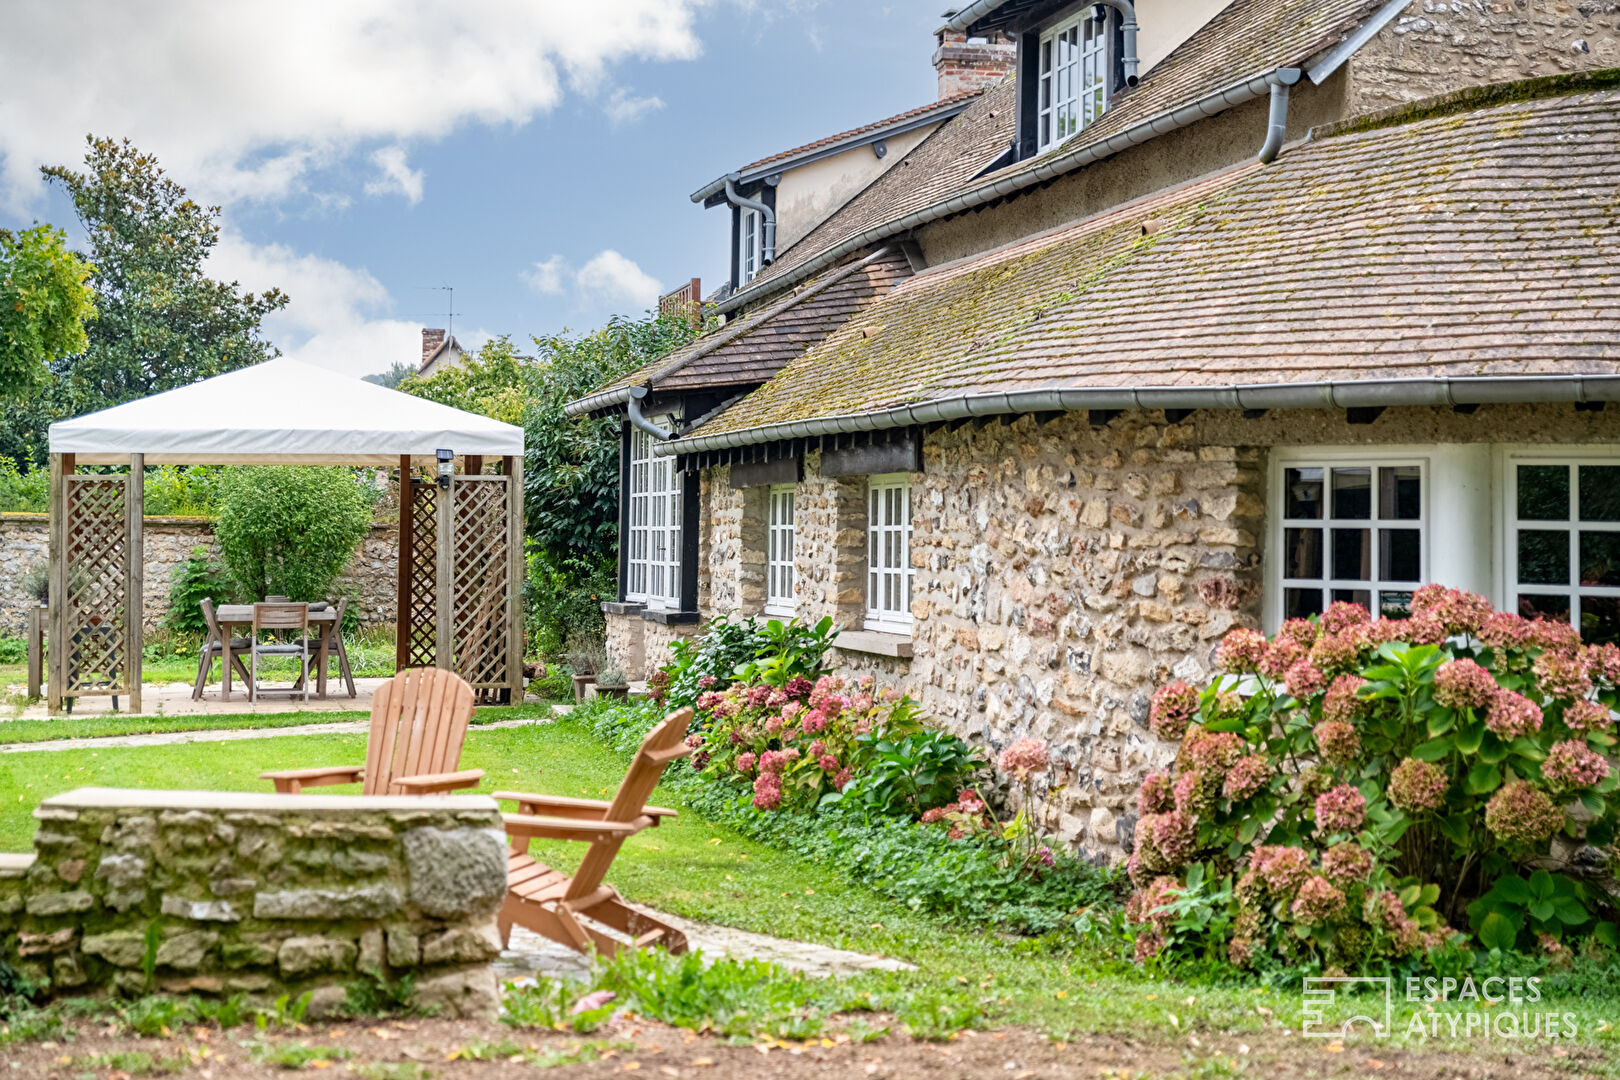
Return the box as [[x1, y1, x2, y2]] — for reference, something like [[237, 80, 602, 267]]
[[3, 717, 1618, 1070]]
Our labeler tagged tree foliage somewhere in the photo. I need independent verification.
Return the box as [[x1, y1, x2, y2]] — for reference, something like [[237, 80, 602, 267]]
[[398, 336, 531, 425], [360, 361, 417, 390], [35, 136, 287, 426], [213, 466, 371, 604], [0, 224, 95, 399]]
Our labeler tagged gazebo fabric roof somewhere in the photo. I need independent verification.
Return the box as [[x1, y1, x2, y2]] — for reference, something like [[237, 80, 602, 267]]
[[48, 357, 524, 465]]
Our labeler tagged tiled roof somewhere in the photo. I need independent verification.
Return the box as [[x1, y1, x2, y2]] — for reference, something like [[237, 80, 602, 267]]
[[734, 0, 1385, 301], [689, 85, 1620, 439], [735, 92, 984, 175], [576, 248, 913, 407]]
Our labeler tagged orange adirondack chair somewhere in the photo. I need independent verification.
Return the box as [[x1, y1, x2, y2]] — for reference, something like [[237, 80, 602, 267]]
[[261, 667, 483, 795], [496, 707, 693, 956]]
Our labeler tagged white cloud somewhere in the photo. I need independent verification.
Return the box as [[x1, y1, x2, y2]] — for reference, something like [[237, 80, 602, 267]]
[[578, 250, 662, 308], [364, 145, 424, 203], [520, 255, 569, 296], [525, 250, 661, 310], [603, 88, 666, 126], [0, 0, 706, 210]]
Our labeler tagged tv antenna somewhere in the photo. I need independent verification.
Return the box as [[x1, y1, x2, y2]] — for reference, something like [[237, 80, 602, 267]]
[[404, 285, 462, 336]]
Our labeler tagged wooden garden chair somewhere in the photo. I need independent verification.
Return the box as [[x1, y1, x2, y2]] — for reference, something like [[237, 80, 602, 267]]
[[192, 598, 251, 701], [496, 707, 693, 957], [248, 602, 310, 703], [260, 667, 483, 795]]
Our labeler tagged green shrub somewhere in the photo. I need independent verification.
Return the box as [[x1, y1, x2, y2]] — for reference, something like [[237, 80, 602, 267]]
[[164, 545, 235, 633], [1127, 585, 1620, 972], [0, 635, 25, 665], [214, 466, 371, 602], [143, 464, 224, 516], [524, 549, 612, 656], [0, 456, 48, 513], [653, 614, 836, 711]]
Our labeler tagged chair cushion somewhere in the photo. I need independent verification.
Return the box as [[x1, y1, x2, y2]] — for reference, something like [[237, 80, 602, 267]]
[[252, 644, 306, 655], [202, 638, 253, 653]]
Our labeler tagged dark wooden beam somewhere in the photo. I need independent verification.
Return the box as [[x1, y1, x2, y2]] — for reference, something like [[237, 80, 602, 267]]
[[1576, 401, 1607, 413], [1451, 404, 1480, 415], [1241, 409, 1268, 420], [1088, 409, 1121, 428], [1346, 407, 1385, 425], [1163, 409, 1195, 425]]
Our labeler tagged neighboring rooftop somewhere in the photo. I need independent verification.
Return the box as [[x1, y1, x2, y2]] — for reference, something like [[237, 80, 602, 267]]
[[678, 81, 1620, 446], [725, 0, 1388, 307]]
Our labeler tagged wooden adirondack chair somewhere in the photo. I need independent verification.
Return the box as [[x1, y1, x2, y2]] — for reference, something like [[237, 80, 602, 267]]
[[260, 667, 483, 795], [496, 707, 693, 957]]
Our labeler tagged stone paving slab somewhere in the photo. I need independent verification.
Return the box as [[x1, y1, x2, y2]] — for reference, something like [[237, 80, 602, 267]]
[[496, 917, 914, 982]]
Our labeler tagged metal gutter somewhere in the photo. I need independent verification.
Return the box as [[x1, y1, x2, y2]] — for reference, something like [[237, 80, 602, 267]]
[[1306, 0, 1413, 85], [561, 246, 896, 419], [1256, 68, 1302, 163], [626, 387, 672, 441], [659, 375, 1620, 456], [726, 178, 776, 265], [716, 66, 1300, 316], [943, 1, 1017, 32]]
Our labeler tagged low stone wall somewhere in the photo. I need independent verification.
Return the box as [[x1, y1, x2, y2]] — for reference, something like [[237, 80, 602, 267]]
[[0, 788, 509, 1018], [0, 516, 400, 635]]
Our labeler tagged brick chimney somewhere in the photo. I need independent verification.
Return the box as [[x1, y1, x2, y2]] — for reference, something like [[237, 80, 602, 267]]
[[421, 328, 446, 367], [933, 27, 1016, 100]]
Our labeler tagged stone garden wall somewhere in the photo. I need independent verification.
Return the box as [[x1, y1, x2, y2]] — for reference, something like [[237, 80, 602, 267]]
[[0, 516, 400, 636], [0, 788, 509, 1017]]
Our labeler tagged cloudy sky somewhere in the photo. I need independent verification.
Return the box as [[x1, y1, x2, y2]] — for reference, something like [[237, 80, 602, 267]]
[[0, 1, 941, 377]]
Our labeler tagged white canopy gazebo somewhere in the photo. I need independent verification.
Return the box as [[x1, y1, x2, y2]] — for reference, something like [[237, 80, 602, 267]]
[[46, 358, 526, 712]]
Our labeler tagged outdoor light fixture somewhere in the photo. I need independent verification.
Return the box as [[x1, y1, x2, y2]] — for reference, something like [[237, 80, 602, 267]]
[[436, 448, 453, 489]]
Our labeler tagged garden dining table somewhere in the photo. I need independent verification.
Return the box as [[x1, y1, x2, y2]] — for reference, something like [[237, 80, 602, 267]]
[[214, 604, 348, 701]]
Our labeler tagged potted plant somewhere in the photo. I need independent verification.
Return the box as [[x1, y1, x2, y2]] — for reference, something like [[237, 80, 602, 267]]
[[568, 644, 605, 701], [593, 664, 630, 700]]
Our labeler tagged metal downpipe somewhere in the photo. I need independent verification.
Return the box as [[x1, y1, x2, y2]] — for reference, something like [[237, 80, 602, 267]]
[[1257, 68, 1301, 164], [626, 387, 672, 442], [1094, 0, 1140, 87], [725, 178, 776, 265]]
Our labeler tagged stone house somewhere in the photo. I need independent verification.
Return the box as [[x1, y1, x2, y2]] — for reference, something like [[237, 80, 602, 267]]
[[568, 0, 1620, 858]]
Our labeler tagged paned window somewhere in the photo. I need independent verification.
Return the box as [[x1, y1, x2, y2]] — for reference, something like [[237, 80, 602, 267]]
[[865, 475, 913, 632], [1279, 461, 1425, 621], [739, 207, 762, 283], [1508, 459, 1620, 644], [766, 485, 796, 616], [626, 426, 681, 608], [1037, 11, 1108, 152]]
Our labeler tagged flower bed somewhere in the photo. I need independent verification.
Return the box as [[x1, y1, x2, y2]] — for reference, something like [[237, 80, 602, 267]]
[[1130, 586, 1620, 971]]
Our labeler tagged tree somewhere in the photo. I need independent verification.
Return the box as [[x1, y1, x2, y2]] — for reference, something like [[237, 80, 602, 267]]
[[41, 136, 288, 420], [214, 466, 372, 604], [361, 361, 417, 390], [398, 336, 532, 425], [0, 224, 95, 399]]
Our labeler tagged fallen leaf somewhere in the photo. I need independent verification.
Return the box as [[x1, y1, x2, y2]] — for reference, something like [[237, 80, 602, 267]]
[[622, 1061, 641, 1071], [1365, 1059, 1386, 1069], [691, 1058, 714, 1067], [1325, 1042, 1344, 1053]]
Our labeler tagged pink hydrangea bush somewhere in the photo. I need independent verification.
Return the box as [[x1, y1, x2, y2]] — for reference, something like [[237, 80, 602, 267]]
[[1126, 585, 1620, 969]]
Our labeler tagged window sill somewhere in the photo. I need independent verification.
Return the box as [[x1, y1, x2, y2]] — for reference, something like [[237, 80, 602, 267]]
[[601, 601, 645, 616], [837, 629, 914, 659], [641, 609, 700, 626], [763, 606, 796, 620]]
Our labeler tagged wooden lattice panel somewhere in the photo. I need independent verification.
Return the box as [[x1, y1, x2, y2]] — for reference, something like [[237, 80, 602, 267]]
[[450, 476, 511, 690], [63, 475, 129, 693], [402, 479, 438, 669]]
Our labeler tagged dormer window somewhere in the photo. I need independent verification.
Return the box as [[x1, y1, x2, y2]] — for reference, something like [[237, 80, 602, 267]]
[[1037, 8, 1109, 152], [739, 206, 763, 283]]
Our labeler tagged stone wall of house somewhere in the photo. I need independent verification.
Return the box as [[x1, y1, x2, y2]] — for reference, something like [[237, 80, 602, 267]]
[[0, 516, 400, 636], [601, 609, 700, 682], [1345, 0, 1620, 116], [0, 788, 507, 1017]]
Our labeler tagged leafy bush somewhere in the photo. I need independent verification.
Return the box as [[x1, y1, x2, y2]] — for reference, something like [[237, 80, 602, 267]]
[[143, 464, 224, 516], [214, 466, 371, 602], [652, 614, 837, 711], [164, 545, 235, 633], [1127, 585, 1620, 971], [524, 549, 613, 656], [0, 635, 25, 665], [0, 456, 48, 513]]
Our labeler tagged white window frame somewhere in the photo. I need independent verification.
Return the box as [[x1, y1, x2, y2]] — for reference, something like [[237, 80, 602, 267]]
[[1500, 448, 1620, 642], [1268, 450, 1429, 629], [765, 484, 796, 618], [1036, 7, 1109, 153], [739, 206, 762, 284], [865, 474, 914, 634], [625, 425, 682, 610]]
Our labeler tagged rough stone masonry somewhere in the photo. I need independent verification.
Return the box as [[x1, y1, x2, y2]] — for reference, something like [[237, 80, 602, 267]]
[[0, 788, 510, 1018]]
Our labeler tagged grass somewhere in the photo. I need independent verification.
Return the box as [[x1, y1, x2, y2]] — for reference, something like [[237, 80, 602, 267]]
[[2, 716, 1618, 1067], [0, 701, 561, 746]]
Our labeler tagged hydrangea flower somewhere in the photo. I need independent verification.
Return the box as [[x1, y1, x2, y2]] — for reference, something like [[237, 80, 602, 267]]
[[1478, 612, 1534, 651], [1149, 682, 1199, 741], [998, 737, 1051, 778], [1222, 756, 1270, 801], [1310, 630, 1367, 674], [1129, 817, 1171, 882], [1314, 784, 1366, 836], [1216, 628, 1268, 673], [1528, 618, 1582, 657], [1389, 757, 1448, 814], [1138, 772, 1175, 816], [1364, 889, 1422, 954], [1276, 618, 1320, 651], [1173, 769, 1219, 816], [1484, 781, 1564, 848], [1485, 689, 1542, 739], [1133, 931, 1165, 963], [1533, 651, 1593, 703], [1563, 699, 1614, 734], [783, 675, 813, 700], [1411, 584, 1493, 637], [1290, 875, 1347, 925], [1584, 643, 1620, 685], [1433, 659, 1498, 711], [1152, 810, 1198, 867], [1313, 720, 1361, 767], [752, 771, 783, 810], [1321, 600, 1372, 635], [1227, 936, 1256, 968], [1251, 845, 1312, 896], [1259, 638, 1305, 680], [759, 748, 799, 774], [1285, 660, 1328, 699], [818, 753, 840, 773], [1177, 726, 1243, 775], [834, 766, 853, 789], [1126, 875, 1180, 935], [745, 684, 774, 708], [1543, 739, 1610, 792], [1321, 674, 1368, 724], [697, 674, 718, 689], [735, 752, 757, 775], [1321, 842, 1373, 884]]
